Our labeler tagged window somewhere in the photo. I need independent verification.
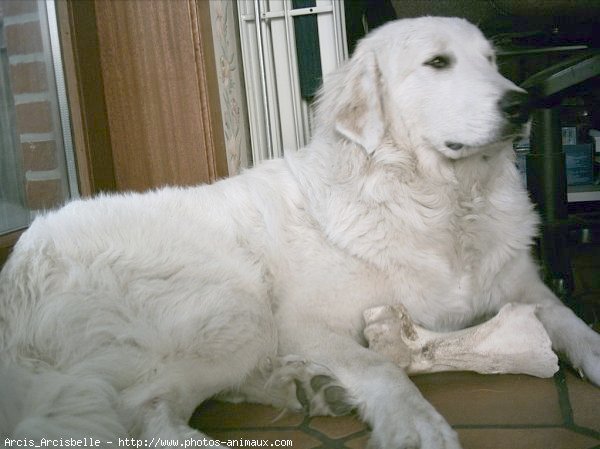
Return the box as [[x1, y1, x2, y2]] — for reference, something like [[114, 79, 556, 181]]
[[0, 0, 77, 236], [237, 0, 347, 164]]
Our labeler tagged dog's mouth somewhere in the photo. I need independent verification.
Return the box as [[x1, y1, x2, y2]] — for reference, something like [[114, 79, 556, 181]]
[[444, 124, 528, 154], [445, 141, 465, 151]]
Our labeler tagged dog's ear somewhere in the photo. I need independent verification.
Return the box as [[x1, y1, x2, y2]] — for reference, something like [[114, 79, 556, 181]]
[[333, 51, 385, 154]]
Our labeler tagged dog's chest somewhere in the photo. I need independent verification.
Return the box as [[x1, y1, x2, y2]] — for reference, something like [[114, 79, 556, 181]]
[[396, 189, 529, 329], [362, 185, 528, 329], [447, 191, 495, 268], [284, 159, 536, 333], [384, 185, 513, 273]]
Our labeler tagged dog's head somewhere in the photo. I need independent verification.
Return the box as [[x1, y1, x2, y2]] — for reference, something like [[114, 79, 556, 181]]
[[318, 17, 529, 160]]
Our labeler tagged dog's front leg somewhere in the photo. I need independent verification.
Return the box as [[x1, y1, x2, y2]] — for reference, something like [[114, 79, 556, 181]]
[[522, 281, 600, 385], [502, 256, 600, 385], [283, 332, 461, 449]]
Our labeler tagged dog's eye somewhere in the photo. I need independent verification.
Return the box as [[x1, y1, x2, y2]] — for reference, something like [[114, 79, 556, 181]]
[[424, 55, 451, 69], [487, 55, 495, 64]]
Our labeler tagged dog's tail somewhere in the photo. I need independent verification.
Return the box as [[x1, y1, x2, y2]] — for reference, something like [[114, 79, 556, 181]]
[[0, 359, 129, 442]]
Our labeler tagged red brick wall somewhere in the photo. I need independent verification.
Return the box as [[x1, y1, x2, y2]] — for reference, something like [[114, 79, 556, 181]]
[[2, 0, 66, 211]]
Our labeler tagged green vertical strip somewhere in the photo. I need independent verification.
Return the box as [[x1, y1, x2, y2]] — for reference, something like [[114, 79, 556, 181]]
[[554, 366, 575, 426], [292, 0, 322, 100]]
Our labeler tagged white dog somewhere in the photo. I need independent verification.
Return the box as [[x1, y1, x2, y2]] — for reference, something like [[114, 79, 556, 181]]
[[1, 17, 598, 449]]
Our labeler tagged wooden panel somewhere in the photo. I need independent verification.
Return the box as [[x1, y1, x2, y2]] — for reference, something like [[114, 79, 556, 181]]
[[57, 0, 116, 196], [0, 230, 22, 269], [94, 0, 227, 191]]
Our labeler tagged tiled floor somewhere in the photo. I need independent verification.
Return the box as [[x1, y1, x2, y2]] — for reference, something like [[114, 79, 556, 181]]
[[189, 242, 600, 449]]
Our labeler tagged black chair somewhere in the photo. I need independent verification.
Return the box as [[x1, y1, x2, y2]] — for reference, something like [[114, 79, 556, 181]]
[[521, 50, 600, 298]]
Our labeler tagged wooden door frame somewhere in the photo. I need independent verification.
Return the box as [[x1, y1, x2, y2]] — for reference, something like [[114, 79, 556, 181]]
[[58, 0, 227, 194], [57, 0, 117, 197]]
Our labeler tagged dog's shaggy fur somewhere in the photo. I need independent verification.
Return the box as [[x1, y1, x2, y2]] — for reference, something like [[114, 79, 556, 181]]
[[1, 17, 599, 449]]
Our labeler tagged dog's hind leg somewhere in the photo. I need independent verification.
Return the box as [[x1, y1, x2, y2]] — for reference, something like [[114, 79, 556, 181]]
[[138, 400, 227, 448], [121, 289, 279, 446], [230, 355, 354, 416], [122, 357, 253, 440]]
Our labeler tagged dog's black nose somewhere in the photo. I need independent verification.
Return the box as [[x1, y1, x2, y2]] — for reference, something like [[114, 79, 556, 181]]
[[498, 90, 530, 125]]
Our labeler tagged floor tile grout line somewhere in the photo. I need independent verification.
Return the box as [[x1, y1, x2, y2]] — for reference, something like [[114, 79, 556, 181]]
[[200, 422, 600, 443], [201, 423, 594, 431], [554, 365, 575, 426], [567, 424, 600, 441], [338, 429, 371, 442], [452, 424, 572, 429], [201, 421, 364, 448], [552, 366, 600, 439], [202, 425, 314, 432], [298, 418, 358, 449], [299, 415, 368, 449]]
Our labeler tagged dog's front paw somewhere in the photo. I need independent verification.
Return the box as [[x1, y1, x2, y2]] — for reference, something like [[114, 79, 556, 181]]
[[294, 371, 354, 416], [369, 394, 461, 449], [267, 355, 354, 416], [577, 330, 600, 386]]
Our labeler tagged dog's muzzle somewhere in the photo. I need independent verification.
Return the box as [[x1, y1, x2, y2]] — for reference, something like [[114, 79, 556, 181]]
[[498, 90, 531, 126], [444, 90, 531, 152]]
